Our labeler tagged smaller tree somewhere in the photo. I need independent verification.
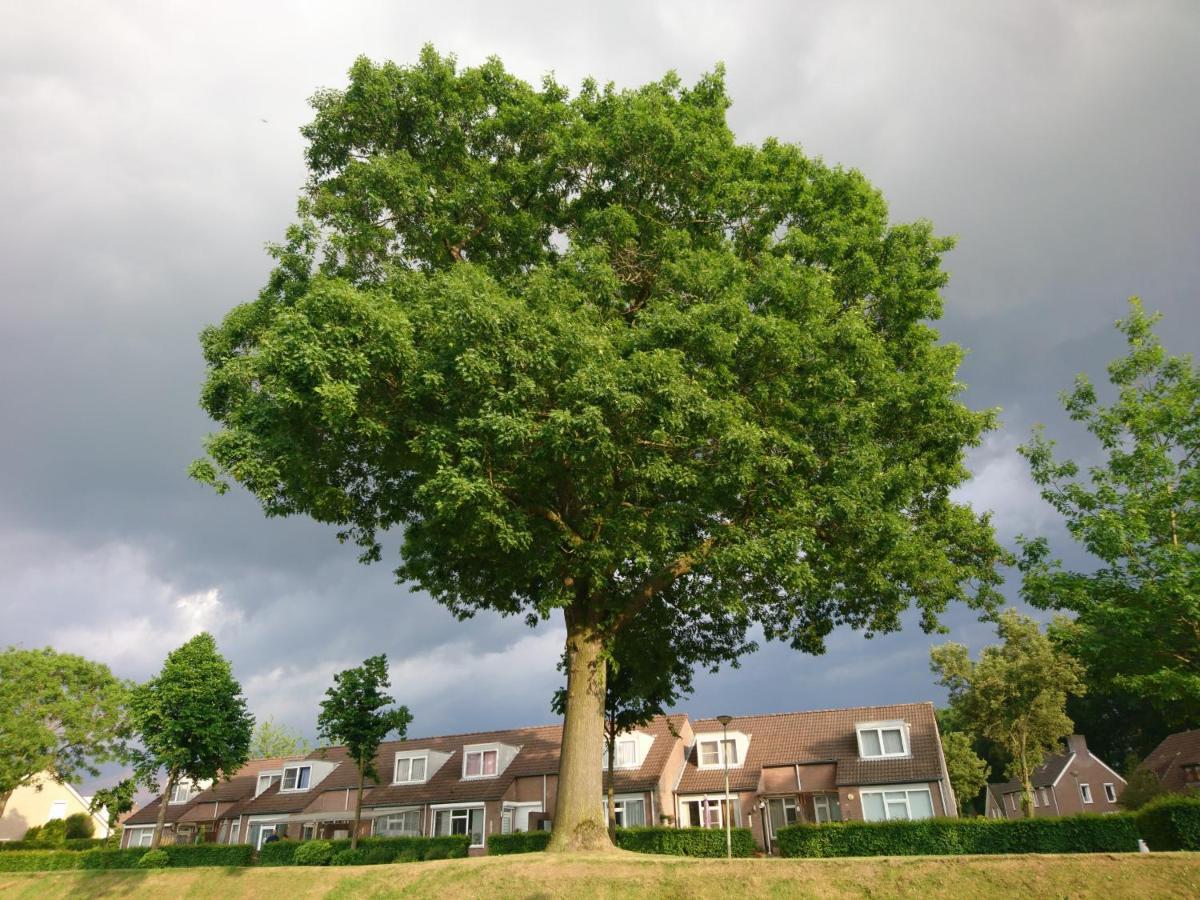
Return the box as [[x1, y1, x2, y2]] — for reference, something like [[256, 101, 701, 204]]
[[129, 633, 254, 848], [940, 730, 989, 816], [317, 655, 411, 850], [250, 717, 311, 758], [931, 610, 1085, 817], [1118, 765, 1166, 811]]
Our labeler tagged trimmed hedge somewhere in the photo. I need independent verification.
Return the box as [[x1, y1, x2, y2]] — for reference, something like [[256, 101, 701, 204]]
[[777, 814, 1140, 858], [615, 826, 756, 857], [293, 840, 334, 866], [78, 848, 148, 869], [75, 844, 254, 869], [261, 835, 470, 866], [137, 849, 169, 869], [0, 851, 82, 872], [1138, 795, 1200, 851], [488, 831, 552, 855], [0, 837, 119, 852]]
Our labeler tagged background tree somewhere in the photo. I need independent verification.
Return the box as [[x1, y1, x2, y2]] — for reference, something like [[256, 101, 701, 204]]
[[317, 654, 411, 850], [90, 778, 138, 831], [1117, 764, 1166, 811], [0, 647, 130, 820], [939, 730, 989, 816], [931, 610, 1085, 817], [250, 717, 311, 758], [193, 48, 1004, 850], [129, 633, 254, 848], [1019, 298, 1199, 738]]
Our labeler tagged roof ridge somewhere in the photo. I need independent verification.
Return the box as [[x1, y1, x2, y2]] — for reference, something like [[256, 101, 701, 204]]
[[690, 701, 932, 723]]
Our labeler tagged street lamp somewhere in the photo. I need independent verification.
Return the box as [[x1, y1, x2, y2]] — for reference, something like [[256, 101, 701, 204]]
[[716, 715, 734, 860]]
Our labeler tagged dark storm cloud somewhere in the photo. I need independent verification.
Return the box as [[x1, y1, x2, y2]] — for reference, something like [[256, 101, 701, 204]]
[[2, 1, 1197, 788]]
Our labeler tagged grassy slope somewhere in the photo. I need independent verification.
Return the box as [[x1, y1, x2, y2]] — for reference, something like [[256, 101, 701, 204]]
[[2, 852, 1198, 899]]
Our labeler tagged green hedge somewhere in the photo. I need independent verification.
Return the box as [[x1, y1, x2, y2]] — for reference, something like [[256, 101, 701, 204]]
[[1138, 796, 1200, 851], [776, 814, 1140, 858], [78, 848, 148, 869], [261, 835, 470, 866], [488, 831, 552, 854], [615, 826, 756, 857], [0, 837, 116, 852], [0, 851, 82, 872], [75, 844, 254, 869]]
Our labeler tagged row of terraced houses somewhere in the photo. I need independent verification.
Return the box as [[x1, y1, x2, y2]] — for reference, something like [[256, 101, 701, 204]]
[[122, 702, 962, 854]]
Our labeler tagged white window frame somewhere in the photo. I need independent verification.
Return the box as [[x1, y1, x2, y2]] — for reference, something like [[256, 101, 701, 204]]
[[373, 809, 422, 837], [431, 803, 486, 847], [603, 793, 647, 828], [696, 738, 739, 769], [679, 795, 740, 829], [615, 738, 638, 768], [280, 765, 312, 792], [1032, 790, 1039, 808], [855, 721, 910, 759], [169, 782, 194, 804], [1079, 783, 1093, 804], [813, 794, 840, 824], [463, 748, 499, 779], [228, 820, 240, 844], [859, 785, 935, 822], [394, 755, 428, 784], [1104, 783, 1117, 803], [255, 772, 281, 797], [246, 818, 287, 850], [126, 825, 155, 848]]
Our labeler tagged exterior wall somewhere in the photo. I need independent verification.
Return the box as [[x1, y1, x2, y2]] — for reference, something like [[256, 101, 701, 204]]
[[0, 776, 108, 842], [839, 781, 947, 822], [1051, 754, 1124, 816], [655, 719, 693, 826]]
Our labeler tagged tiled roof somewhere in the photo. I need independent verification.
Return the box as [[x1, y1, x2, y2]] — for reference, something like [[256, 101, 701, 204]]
[[676, 703, 945, 794], [123, 756, 310, 826], [1141, 729, 1200, 792], [988, 751, 1074, 795]]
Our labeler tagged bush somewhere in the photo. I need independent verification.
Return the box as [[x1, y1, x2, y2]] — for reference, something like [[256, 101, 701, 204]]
[[1138, 795, 1200, 851], [614, 826, 756, 858], [63, 813, 95, 839], [0, 838, 110, 852], [293, 840, 334, 866], [21, 825, 41, 841], [488, 831, 552, 855], [35, 819, 67, 844], [78, 848, 148, 869], [137, 849, 169, 869], [776, 814, 1140, 858], [330, 848, 359, 866], [0, 851, 81, 872], [162, 844, 255, 867], [261, 834, 469, 866], [257, 840, 299, 866]]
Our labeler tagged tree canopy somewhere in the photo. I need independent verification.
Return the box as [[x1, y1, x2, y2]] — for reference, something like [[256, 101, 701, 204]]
[[249, 716, 311, 759], [194, 47, 1003, 849], [0, 646, 130, 820], [1019, 298, 1199, 735], [939, 729, 989, 816]]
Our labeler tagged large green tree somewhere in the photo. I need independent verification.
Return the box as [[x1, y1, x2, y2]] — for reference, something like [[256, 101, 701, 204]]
[[1019, 298, 1199, 735], [317, 654, 411, 850], [129, 633, 254, 848], [939, 729, 989, 816], [193, 48, 1003, 850], [0, 647, 130, 820], [932, 610, 1085, 817]]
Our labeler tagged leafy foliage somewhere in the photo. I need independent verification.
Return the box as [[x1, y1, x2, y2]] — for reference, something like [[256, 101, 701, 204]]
[[0, 647, 130, 810], [488, 831, 553, 854], [89, 778, 138, 830], [931, 610, 1085, 817], [1137, 795, 1200, 850], [63, 813, 94, 839], [136, 849, 169, 869], [1019, 299, 1199, 733], [34, 819, 67, 844], [293, 840, 335, 866], [940, 730, 989, 815], [1119, 765, 1167, 811], [0, 850, 83, 872], [260, 835, 469, 866], [614, 826, 755, 857], [249, 717, 311, 759]]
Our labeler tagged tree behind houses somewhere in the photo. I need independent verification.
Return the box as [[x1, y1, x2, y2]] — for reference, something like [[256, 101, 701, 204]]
[[931, 610, 1085, 817], [317, 655, 411, 850], [250, 717, 311, 759], [939, 729, 989, 816], [129, 633, 254, 848]]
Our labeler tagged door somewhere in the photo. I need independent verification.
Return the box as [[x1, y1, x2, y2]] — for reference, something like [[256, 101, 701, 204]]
[[766, 798, 797, 839]]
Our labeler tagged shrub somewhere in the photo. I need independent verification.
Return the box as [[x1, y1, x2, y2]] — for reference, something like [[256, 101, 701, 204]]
[[0, 851, 81, 872], [614, 826, 756, 858], [257, 840, 299, 866], [162, 844, 255, 867], [262, 835, 469, 866], [63, 813, 95, 839], [293, 840, 335, 866], [35, 819, 68, 844], [488, 831, 552, 855], [79, 848, 149, 869], [776, 814, 1140, 858], [330, 849, 359, 866], [137, 849, 169, 868], [0, 838, 110, 852], [1138, 795, 1200, 851], [22, 825, 41, 841]]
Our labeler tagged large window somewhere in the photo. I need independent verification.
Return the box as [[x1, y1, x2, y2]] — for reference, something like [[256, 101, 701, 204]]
[[697, 738, 738, 768], [375, 810, 422, 837], [247, 821, 287, 850], [604, 795, 646, 827], [256, 773, 281, 796], [615, 739, 638, 768], [813, 794, 842, 824], [767, 797, 798, 837], [281, 765, 311, 791], [861, 787, 934, 822], [856, 722, 909, 759], [394, 756, 427, 783], [434, 807, 484, 846], [681, 797, 739, 828], [464, 749, 498, 778], [169, 782, 194, 804], [127, 826, 155, 848]]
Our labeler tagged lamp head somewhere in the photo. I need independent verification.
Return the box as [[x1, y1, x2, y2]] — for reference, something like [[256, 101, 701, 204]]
[[716, 715, 733, 727]]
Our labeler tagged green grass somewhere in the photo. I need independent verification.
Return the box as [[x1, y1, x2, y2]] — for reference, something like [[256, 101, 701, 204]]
[[1, 850, 1197, 899]]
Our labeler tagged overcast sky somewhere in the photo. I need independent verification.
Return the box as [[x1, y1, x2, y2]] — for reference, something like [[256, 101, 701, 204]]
[[2, 1, 1197, 791]]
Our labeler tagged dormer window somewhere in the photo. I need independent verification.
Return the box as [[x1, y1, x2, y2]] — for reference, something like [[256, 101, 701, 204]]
[[395, 755, 428, 783], [281, 764, 312, 791], [464, 749, 498, 778], [169, 782, 194, 804], [856, 721, 909, 759], [255, 773, 281, 797], [616, 738, 637, 768], [697, 738, 739, 768]]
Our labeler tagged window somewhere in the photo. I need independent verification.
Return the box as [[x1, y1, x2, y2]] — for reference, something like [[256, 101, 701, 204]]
[[681, 797, 738, 828], [1079, 783, 1093, 804], [604, 796, 646, 827], [767, 797, 799, 836], [464, 749, 498, 778], [375, 810, 421, 837], [229, 821, 240, 845], [301, 823, 315, 841], [1032, 790, 1039, 808], [127, 826, 154, 848], [281, 765, 311, 791], [1104, 783, 1117, 803], [169, 783, 194, 804], [813, 794, 841, 824], [48, 800, 68, 820], [256, 773, 281, 796], [615, 739, 638, 768], [247, 821, 287, 850], [861, 787, 934, 822], [434, 807, 484, 846], [394, 756, 427, 783], [1008, 793, 1017, 812], [1040, 787, 1051, 808], [697, 738, 738, 768], [856, 722, 909, 759]]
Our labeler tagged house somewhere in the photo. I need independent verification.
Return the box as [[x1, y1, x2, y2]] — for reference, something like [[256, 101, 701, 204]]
[[120, 701, 955, 854], [984, 735, 1125, 819], [1138, 728, 1200, 795], [0, 773, 111, 842]]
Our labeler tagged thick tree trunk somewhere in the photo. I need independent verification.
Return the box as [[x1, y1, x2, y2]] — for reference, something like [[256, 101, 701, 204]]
[[352, 766, 365, 850], [548, 614, 610, 852], [151, 772, 175, 849]]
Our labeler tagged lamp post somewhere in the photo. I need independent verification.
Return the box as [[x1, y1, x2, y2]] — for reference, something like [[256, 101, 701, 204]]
[[716, 715, 733, 859]]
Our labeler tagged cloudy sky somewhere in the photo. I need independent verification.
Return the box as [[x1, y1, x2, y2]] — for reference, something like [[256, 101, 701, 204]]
[[3, 1, 1197, 789]]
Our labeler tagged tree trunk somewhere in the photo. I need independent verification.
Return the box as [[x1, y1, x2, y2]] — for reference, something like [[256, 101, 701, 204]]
[[607, 717, 618, 841], [548, 613, 611, 852], [352, 766, 365, 850], [151, 772, 175, 849], [0, 791, 10, 821]]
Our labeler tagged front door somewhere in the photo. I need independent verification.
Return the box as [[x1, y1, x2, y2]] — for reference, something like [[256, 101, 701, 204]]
[[766, 797, 798, 839]]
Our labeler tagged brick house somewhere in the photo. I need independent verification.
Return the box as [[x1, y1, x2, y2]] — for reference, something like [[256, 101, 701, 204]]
[[1138, 728, 1200, 796], [121, 702, 954, 854], [983, 735, 1125, 819]]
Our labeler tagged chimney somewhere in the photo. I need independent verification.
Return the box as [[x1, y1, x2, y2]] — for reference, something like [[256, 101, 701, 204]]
[[1066, 735, 1088, 756]]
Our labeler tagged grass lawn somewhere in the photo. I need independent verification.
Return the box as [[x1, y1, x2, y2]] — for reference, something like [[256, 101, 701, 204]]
[[2, 851, 1198, 899]]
